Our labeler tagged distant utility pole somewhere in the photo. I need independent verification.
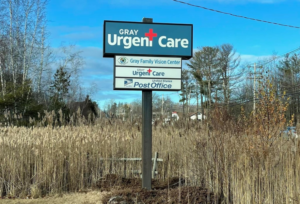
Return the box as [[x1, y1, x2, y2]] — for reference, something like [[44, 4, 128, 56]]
[[253, 63, 257, 116], [188, 88, 192, 115], [161, 94, 164, 116], [248, 63, 263, 117], [196, 84, 199, 115]]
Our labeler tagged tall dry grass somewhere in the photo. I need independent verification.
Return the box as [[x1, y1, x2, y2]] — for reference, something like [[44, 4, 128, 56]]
[[0, 83, 300, 203]]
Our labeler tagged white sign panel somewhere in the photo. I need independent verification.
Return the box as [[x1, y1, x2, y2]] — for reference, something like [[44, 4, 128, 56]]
[[115, 78, 181, 90], [115, 67, 181, 79], [115, 56, 181, 68]]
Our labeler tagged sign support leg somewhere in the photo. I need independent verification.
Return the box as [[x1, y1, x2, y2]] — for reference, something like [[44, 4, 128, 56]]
[[142, 90, 152, 190], [141, 17, 153, 191]]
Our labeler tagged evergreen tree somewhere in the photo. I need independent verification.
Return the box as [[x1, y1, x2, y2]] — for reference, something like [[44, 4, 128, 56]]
[[277, 54, 300, 123], [187, 46, 222, 117], [49, 66, 71, 122], [0, 72, 44, 126], [179, 69, 194, 116], [124, 104, 131, 120], [111, 102, 117, 116], [218, 44, 241, 111], [187, 51, 206, 116]]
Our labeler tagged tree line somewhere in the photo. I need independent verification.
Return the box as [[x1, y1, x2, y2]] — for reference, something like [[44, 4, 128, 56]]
[[102, 94, 176, 121], [181, 44, 300, 124], [0, 0, 98, 126]]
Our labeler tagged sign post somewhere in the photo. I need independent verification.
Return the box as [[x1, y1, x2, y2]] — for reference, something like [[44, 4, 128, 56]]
[[103, 17, 193, 190], [142, 89, 152, 189], [141, 17, 152, 190]]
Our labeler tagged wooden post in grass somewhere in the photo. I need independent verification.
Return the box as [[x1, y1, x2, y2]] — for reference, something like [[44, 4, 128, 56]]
[[152, 152, 158, 179]]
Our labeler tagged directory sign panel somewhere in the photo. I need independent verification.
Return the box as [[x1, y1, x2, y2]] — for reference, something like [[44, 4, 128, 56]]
[[114, 55, 182, 91]]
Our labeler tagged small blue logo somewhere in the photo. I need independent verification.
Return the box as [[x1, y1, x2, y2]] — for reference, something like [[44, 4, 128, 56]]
[[124, 79, 133, 87], [118, 57, 128, 65]]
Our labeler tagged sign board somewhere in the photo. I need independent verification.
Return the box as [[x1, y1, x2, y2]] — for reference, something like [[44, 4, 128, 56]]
[[114, 55, 182, 91], [103, 21, 193, 59], [115, 67, 181, 79], [115, 78, 181, 90], [115, 56, 181, 67]]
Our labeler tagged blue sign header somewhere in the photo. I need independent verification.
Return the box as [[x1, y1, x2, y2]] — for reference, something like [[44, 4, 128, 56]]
[[103, 21, 193, 59]]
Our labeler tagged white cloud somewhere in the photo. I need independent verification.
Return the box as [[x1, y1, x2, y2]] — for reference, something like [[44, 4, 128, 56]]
[[49, 26, 102, 42], [96, 91, 142, 109], [239, 53, 273, 63], [62, 32, 97, 41]]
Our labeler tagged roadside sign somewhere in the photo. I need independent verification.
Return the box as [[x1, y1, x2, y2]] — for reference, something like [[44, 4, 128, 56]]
[[114, 78, 181, 90], [115, 56, 181, 67], [103, 18, 193, 191], [103, 21, 193, 59]]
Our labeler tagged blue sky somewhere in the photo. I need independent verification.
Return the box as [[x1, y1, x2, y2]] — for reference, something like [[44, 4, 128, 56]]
[[46, 0, 300, 108]]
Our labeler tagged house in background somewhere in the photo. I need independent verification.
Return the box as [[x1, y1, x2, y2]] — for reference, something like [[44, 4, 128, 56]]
[[189, 112, 206, 121], [171, 112, 180, 121], [163, 112, 180, 124], [69, 95, 99, 120]]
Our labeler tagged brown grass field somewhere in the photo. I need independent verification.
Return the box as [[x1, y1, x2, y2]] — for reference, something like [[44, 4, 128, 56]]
[[1, 89, 300, 203], [0, 191, 106, 204]]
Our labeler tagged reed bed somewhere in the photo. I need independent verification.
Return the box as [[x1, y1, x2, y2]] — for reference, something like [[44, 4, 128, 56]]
[[0, 109, 300, 203]]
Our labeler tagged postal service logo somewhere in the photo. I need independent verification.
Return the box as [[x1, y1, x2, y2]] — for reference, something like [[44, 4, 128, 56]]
[[124, 79, 133, 87]]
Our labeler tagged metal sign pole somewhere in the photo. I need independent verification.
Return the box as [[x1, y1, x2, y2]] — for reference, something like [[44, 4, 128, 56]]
[[142, 17, 153, 190], [142, 90, 152, 190]]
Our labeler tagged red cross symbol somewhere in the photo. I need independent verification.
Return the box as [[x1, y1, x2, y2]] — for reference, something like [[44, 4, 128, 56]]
[[145, 29, 157, 41], [147, 69, 152, 74]]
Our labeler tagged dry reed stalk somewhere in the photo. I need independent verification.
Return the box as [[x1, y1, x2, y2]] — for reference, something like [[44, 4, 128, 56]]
[[0, 94, 298, 203]]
